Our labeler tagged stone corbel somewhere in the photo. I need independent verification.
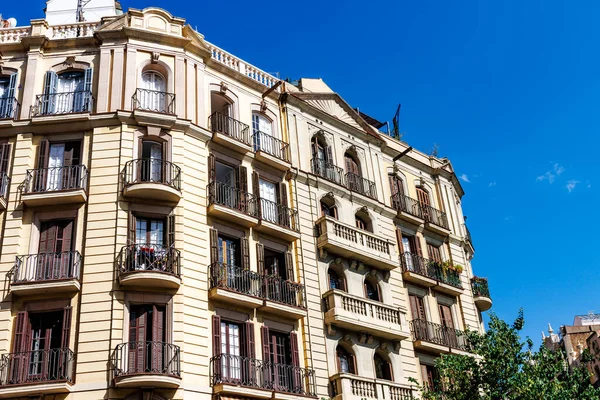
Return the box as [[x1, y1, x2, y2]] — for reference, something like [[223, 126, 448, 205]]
[[342, 334, 353, 344], [64, 56, 76, 67], [360, 205, 369, 214], [151, 52, 160, 64], [367, 334, 374, 344], [327, 324, 336, 336], [325, 191, 335, 200], [393, 340, 401, 352], [260, 99, 268, 112], [379, 342, 389, 351], [220, 81, 228, 94], [384, 271, 391, 281], [319, 248, 328, 260], [359, 332, 367, 344], [369, 269, 378, 277]]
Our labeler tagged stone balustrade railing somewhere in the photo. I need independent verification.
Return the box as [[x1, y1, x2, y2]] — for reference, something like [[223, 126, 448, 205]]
[[206, 41, 280, 89], [49, 22, 100, 39], [0, 27, 30, 44]]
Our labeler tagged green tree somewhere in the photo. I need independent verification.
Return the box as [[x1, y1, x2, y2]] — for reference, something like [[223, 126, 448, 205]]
[[413, 310, 600, 400]]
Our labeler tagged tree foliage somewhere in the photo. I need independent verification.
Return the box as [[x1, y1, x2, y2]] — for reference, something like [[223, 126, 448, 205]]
[[414, 310, 600, 400]]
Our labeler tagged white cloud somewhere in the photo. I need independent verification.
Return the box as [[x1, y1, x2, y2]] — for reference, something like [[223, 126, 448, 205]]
[[554, 163, 565, 176], [459, 174, 470, 183], [566, 180, 579, 193], [536, 171, 556, 184], [488, 181, 497, 187]]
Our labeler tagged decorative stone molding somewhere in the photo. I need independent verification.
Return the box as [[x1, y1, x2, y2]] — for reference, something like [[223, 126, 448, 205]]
[[342, 334, 353, 344], [369, 269, 378, 277], [327, 324, 337, 336], [379, 342, 389, 351], [260, 99, 268, 112], [393, 340, 401, 352], [152, 52, 160, 64], [359, 205, 369, 214], [219, 81, 228, 94], [324, 191, 335, 200], [319, 248, 328, 260], [64, 56, 76, 66]]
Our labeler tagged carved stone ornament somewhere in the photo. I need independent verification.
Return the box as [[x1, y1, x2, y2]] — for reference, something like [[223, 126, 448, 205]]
[[367, 334, 374, 344], [324, 191, 335, 200], [319, 248, 328, 260], [379, 342, 389, 351], [349, 260, 358, 271], [357, 262, 365, 271], [260, 100, 268, 112], [220, 81, 228, 93], [393, 340, 401, 352], [342, 334, 353, 344], [384, 271, 391, 281], [359, 206, 369, 214], [369, 269, 378, 277], [151, 52, 160, 64], [64, 56, 76, 66], [327, 324, 336, 336], [359, 332, 367, 344]]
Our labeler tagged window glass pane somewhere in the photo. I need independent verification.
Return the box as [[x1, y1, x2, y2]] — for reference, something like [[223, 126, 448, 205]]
[[215, 162, 235, 186]]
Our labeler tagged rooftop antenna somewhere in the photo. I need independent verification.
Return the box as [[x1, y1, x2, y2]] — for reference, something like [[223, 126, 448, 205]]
[[76, 0, 92, 22], [391, 104, 401, 139]]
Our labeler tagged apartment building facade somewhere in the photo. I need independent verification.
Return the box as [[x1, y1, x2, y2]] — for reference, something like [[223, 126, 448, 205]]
[[0, 1, 491, 399]]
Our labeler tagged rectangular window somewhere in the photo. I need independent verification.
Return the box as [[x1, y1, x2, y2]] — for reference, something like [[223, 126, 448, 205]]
[[221, 321, 241, 380], [217, 235, 241, 267], [264, 248, 286, 279], [135, 217, 165, 246], [421, 364, 439, 391]]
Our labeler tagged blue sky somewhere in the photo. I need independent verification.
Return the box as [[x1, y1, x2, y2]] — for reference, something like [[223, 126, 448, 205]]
[[5, 0, 599, 345]]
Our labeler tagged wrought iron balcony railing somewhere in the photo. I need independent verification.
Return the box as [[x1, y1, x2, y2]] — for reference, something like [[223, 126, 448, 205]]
[[310, 158, 345, 186], [0, 348, 75, 385], [132, 88, 175, 115], [259, 198, 299, 231], [391, 193, 423, 219], [252, 131, 290, 163], [209, 111, 250, 145], [345, 172, 377, 199], [209, 262, 263, 298], [24, 165, 88, 194], [31, 90, 94, 117], [12, 251, 82, 284], [0, 97, 20, 120], [471, 277, 490, 298], [421, 203, 449, 230], [410, 319, 469, 351], [118, 243, 180, 277], [400, 252, 462, 289], [210, 353, 317, 396], [122, 159, 181, 191], [207, 181, 258, 218], [263, 275, 305, 308], [113, 341, 180, 378]]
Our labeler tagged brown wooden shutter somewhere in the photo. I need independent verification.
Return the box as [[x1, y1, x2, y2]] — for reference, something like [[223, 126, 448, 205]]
[[63, 143, 74, 167], [210, 228, 219, 265], [127, 211, 136, 245], [279, 183, 288, 206], [208, 154, 215, 183], [39, 221, 57, 254], [311, 138, 318, 160], [245, 322, 255, 359], [167, 213, 175, 247], [260, 326, 270, 362], [238, 166, 247, 191], [61, 220, 74, 252], [37, 139, 50, 168], [389, 175, 398, 195], [61, 306, 72, 349], [290, 332, 300, 367], [414, 235, 423, 257], [241, 237, 250, 270], [12, 311, 29, 353], [416, 187, 430, 206], [395, 227, 403, 254], [256, 243, 265, 275], [325, 145, 333, 164], [439, 304, 454, 328], [285, 251, 294, 281], [427, 243, 442, 263], [129, 306, 147, 372], [0, 142, 11, 174], [212, 315, 221, 356], [253, 171, 261, 218], [152, 305, 165, 371], [409, 295, 426, 320]]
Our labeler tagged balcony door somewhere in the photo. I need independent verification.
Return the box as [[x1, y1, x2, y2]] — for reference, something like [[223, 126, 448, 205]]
[[42, 69, 92, 115], [220, 321, 241, 381], [212, 316, 255, 385], [37, 140, 81, 192], [262, 327, 300, 392], [259, 179, 278, 223], [11, 307, 72, 384], [141, 71, 166, 112], [128, 304, 166, 374], [439, 304, 458, 348], [30, 219, 74, 281], [133, 217, 166, 271], [215, 161, 238, 209], [252, 113, 275, 154], [409, 294, 428, 341], [0, 74, 16, 119]]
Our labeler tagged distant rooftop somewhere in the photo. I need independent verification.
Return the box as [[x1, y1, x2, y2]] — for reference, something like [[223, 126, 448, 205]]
[[574, 311, 600, 326]]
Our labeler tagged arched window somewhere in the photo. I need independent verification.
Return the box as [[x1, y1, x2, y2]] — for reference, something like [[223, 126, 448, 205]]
[[374, 353, 392, 381], [364, 279, 380, 302], [336, 345, 356, 374], [328, 268, 345, 291], [140, 71, 167, 112], [344, 152, 361, 176], [355, 209, 372, 232], [389, 174, 405, 210], [320, 196, 338, 219], [42, 69, 92, 114]]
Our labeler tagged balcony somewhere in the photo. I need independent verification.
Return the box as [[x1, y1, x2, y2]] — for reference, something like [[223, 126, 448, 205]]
[[22, 165, 88, 206], [315, 216, 397, 270], [122, 159, 181, 203], [310, 158, 345, 187], [0, 97, 20, 121], [30, 91, 93, 118], [471, 277, 492, 311], [0, 348, 74, 398], [0, 173, 9, 211], [421, 204, 450, 234], [256, 199, 300, 241], [132, 88, 175, 115], [10, 251, 82, 296], [330, 373, 415, 400], [410, 319, 469, 354], [261, 275, 306, 319], [323, 289, 410, 340], [208, 263, 264, 308], [209, 112, 252, 154], [113, 341, 181, 388], [391, 193, 424, 224], [346, 172, 377, 200], [252, 131, 291, 171], [210, 354, 317, 398], [207, 181, 259, 227], [400, 253, 463, 296], [118, 244, 181, 289]]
